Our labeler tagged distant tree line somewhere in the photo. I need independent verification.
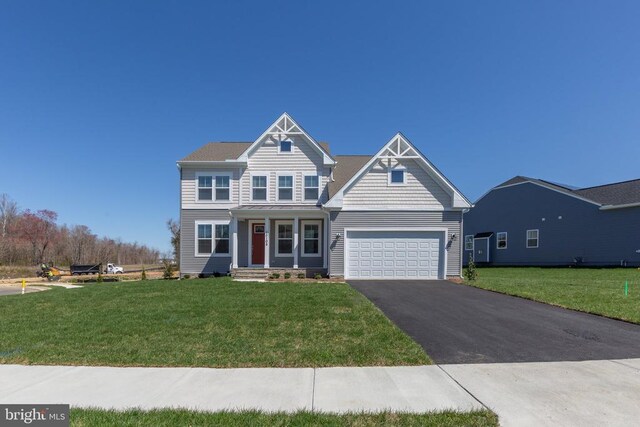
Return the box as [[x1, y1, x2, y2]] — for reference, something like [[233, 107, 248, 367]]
[[0, 193, 160, 266]]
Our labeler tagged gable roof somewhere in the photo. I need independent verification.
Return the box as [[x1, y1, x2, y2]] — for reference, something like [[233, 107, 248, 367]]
[[574, 179, 640, 206], [325, 133, 472, 209], [180, 141, 330, 162], [490, 175, 640, 209], [180, 142, 252, 162], [328, 155, 373, 198], [237, 113, 335, 166]]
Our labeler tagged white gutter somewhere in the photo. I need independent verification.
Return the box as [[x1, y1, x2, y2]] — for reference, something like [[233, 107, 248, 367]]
[[599, 202, 640, 210]]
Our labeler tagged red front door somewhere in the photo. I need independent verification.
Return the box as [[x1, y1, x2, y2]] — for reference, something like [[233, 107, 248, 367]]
[[251, 223, 265, 265]]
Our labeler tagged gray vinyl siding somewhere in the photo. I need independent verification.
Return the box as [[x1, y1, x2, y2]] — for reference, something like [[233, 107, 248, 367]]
[[180, 209, 232, 275], [329, 211, 462, 277], [181, 167, 241, 209], [238, 220, 249, 267], [266, 219, 324, 267], [464, 182, 640, 266], [239, 135, 330, 205], [342, 159, 452, 209], [239, 169, 331, 206]]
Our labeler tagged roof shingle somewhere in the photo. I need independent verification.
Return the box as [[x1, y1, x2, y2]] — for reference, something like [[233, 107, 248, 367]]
[[328, 155, 372, 198], [180, 141, 331, 162], [574, 179, 640, 206], [495, 176, 640, 207]]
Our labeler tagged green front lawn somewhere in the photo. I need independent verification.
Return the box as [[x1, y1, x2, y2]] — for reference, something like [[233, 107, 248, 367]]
[[467, 267, 640, 323], [0, 278, 428, 367], [71, 409, 498, 427]]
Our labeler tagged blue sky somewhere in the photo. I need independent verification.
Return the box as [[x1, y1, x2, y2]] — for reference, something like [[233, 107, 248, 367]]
[[1, 1, 639, 252]]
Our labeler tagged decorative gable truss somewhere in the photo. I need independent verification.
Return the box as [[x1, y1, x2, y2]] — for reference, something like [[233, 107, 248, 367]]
[[237, 113, 335, 166], [325, 133, 472, 209]]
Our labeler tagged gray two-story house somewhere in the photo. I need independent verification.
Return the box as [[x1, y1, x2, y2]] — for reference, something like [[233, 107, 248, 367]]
[[178, 113, 471, 280], [464, 176, 640, 267]]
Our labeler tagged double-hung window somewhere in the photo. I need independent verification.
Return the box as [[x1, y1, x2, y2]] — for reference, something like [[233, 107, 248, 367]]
[[197, 174, 231, 202], [252, 175, 267, 201], [276, 221, 293, 256], [197, 176, 212, 201], [215, 176, 230, 201], [196, 222, 230, 256], [497, 232, 508, 249], [197, 223, 212, 255], [304, 175, 319, 201], [214, 224, 230, 254], [464, 235, 474, 251], [526, 229, 539, 248], [302, 220, 321, 257], [278, 175, 293, 201]]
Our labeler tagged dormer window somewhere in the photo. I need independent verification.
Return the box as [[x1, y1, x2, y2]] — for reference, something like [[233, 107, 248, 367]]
[[389, 167, 406, 185], [279, 139, 293, 153]]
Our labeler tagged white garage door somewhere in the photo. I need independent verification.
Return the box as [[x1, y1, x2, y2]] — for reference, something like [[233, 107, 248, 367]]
[[346, 230, 444, 280]]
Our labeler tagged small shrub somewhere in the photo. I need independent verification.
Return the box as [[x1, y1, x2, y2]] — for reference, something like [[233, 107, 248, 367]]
[[271, 273, 280, 279], [162, 259, 175, 280], [284, 272, 291, 279], [182, 274, 191, 279], [464, 257, 478, 282], [314, 273, 323, 280], [297, 273, 305, 279], [141, 267, 147, 281]]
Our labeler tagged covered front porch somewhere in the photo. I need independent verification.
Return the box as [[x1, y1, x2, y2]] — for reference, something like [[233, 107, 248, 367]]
[[230, 206, 329, 272]]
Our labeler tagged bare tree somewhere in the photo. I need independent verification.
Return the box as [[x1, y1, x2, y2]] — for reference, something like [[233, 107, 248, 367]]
[[0, 194, 18, 238], [167, 219, 180, 266], [68, 225, 95, 264], [0, 194, 161, 267]]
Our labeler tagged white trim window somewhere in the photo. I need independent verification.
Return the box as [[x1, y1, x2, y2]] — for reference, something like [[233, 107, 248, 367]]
[[278, 175, 294, 201], [215, 175, 230, 201], [497, 232, 508, 249], [196, 222, 213, 255], [304, 175, 319, 201], [464, 235, 474, 251], [197, 175, 213, 201], [196, 221, 230, 256], [251, 175, 268, 201], [302, 220, 321, 257], [388, 166, 406, 185], [214, 223, 230, 255], [279, 139, 293, 153], [526, 229, 539, 248], [197, 173, 232, 202], [275, 221, 293, 256]]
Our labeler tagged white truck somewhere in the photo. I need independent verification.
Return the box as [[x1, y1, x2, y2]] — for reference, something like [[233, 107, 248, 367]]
[[105, 263, 124, 274]]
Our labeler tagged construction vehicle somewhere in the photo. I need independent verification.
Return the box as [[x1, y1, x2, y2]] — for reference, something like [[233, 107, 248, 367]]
[[37, 263, 62, 281], [70, 263, 102, 275], [105, 263, 124, 274]]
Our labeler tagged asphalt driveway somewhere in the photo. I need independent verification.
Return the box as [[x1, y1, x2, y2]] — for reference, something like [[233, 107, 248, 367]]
[[349, 280, 640, 364]]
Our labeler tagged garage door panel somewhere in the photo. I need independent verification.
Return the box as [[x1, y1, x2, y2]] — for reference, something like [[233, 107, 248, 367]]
[[346, 230, 444, 280]]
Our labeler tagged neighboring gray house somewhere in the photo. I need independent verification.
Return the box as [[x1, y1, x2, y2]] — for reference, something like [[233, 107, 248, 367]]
[[178, 113, 471, 280], [463, 176, 640, 267]]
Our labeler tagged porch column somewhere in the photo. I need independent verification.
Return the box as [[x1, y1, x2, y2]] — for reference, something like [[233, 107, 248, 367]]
[[323, 215, 329, 269], [293, 216, 299, 269], [231, 216, 238, 269], [264, 217, 270, 268]]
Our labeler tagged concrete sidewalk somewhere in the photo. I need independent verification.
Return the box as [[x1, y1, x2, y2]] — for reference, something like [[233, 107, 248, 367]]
[[0, 364, 480, 414], [1, 359, 639, 426]]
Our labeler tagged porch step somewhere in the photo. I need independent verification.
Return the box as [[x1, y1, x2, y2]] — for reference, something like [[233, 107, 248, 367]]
[[231, 268, 328, 280], [232, 269, 271, 280]]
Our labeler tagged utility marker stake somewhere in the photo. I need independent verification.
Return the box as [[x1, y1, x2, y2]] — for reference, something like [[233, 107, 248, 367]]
[[21, 279, 26, 295], [625, 281, 628, 296]]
